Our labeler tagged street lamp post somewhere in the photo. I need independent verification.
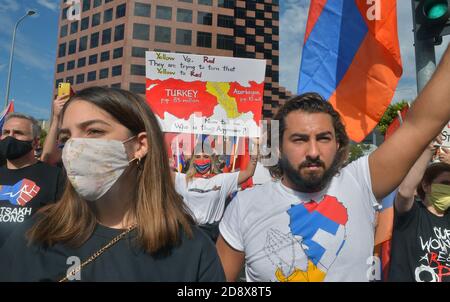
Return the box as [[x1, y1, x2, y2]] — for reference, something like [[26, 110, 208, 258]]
[[4, 10, 36, 109]]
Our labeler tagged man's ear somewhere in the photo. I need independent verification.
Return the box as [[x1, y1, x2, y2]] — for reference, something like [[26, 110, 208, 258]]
[[133, 132, 148, 160]]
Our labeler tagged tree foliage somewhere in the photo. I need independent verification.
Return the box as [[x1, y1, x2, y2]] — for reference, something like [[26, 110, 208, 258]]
[[377, 100, 410, 135]]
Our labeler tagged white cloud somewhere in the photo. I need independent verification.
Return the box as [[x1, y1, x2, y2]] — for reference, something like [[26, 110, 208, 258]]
[[279, 0, 310, 94], [0, 0, 20, 13], [36, 0, 58, 11]]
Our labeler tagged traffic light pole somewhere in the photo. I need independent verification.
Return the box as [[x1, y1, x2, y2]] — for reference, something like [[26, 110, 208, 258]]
[[413, 38, 436, 93], [411, 0, 437, 93]]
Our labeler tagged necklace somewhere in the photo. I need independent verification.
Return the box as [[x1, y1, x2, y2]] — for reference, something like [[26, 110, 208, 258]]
[[59, 224, 137, 282]]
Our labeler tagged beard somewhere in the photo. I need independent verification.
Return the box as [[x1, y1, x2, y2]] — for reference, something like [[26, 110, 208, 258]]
[[280, 154, 341, 193]]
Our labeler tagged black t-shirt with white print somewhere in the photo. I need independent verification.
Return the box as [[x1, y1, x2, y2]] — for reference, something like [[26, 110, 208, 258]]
[[0, 161, 65, 247], [389, 200, 450, 282], [0, 219, 225, 282]]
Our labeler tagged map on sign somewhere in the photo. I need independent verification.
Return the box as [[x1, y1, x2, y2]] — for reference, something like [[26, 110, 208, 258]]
[[145, 51, 266, 137]]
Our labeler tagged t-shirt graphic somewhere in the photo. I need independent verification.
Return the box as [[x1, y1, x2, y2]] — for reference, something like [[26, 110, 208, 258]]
[[266, 195, 348, 282], [415, 227, 450, 282], [0, 179, 40, 206]]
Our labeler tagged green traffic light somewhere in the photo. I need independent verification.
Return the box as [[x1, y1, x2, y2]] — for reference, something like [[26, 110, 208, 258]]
[[426, 3, 448, 19]]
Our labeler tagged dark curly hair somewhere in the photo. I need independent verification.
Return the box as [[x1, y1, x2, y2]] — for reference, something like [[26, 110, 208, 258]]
[[269, 93, 350, 179]]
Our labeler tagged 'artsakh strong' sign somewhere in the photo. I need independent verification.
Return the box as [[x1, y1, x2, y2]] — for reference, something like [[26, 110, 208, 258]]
[[145, 51, 266, 138]]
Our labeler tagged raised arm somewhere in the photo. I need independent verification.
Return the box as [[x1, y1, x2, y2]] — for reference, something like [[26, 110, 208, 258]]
[[40, 95, 69, 165], [369, 45, 450, 199], [395, 140, 438, 213], [237, 139, 259, 185]]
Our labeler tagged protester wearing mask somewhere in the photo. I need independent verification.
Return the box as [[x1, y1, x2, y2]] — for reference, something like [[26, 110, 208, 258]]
[[0, 87, 225, 282], [389, 138, 450, 282], [0, 113, 65, 247], [174, 148, 257, 242]]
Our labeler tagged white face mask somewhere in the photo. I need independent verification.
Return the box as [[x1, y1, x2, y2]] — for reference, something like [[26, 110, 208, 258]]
[[62, 137, 135, 201]]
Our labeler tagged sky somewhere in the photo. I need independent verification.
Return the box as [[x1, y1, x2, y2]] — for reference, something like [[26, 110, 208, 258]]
[[0, 0, 449, 120]]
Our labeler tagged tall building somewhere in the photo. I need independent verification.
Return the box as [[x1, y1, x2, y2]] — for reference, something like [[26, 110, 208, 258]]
[[54, 0, 291, 119]]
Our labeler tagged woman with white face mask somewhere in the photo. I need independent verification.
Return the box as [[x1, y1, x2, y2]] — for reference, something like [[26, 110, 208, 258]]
[[389, 138, 450, 282], [0, 87, 225, 282]]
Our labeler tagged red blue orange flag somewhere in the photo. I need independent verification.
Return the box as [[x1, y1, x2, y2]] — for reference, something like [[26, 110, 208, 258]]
[[298, 0, 402, 142]]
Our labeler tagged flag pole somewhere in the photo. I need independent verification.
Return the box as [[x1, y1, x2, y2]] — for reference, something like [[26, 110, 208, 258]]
[[231, 137, 239, 172]]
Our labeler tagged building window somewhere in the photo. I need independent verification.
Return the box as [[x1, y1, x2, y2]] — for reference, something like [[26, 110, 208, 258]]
[[70, 21, 78, 34], [79, 36, 88, 52], [90, 32, 99, 48], [87, 71, 96, 82], [217, 34, 234, 50], [76, 74, 85, 84], [176, 29, 192, 45], [133, 23, 150, 40], [177, 9, 192, 23], [62, 7, 68, 20], [112, 65, 122, 76], [100, 51, 110, 62], [113, 47, 123, 59], [197, 31, 212, 48], [114, 24, 125, 41], [134, 2, 150, 17], [93, 0, 101, 8], [92, 13, 101, 27], [105, 0, 113, 3], [116, 3, 126, 18], [60, 25, 68, 38], [89, 54, 98, 65], [218, 0, 235, 8], [155, 26, 171, 43], [66, 76, 74, 84], [132, 47, 148, 58], [58, 43, 66, 57], [67, 60, 75, 70], [81, 17, 89, 31], [111, 83, 120, 88], [198, 0, 212, 5], [57, 63, 65, 73], [130, 64, 146, 76], [218, 15, 234, 28], [78, 57, 86, 68], [102, 28, 111, 45], [82, 0, 91, 12], [156, 6, 172, 20], [129, 83, 146, 94], [99, 68, 109, 79], [178, 0, 193, 2], [55, 78, 64, 88], [197, 12, 212, 25], [104, 8, 113, 23], [68, 39, 77, 55]]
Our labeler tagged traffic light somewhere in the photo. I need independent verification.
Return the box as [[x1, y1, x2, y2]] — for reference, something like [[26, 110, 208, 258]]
[[413, 0, 450, 43]]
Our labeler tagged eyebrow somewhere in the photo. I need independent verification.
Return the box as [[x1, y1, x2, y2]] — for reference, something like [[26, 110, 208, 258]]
[[289, 131, 333, 140], [59, 119, 112, 133]]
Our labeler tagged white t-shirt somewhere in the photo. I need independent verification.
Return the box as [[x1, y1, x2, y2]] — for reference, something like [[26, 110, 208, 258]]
[[175, 172, 239, 225], [219, 156, 378, 282]]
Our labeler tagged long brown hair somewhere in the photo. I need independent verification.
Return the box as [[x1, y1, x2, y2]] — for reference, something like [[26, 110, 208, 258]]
[[269, 93, 350, 179], [27, 87, 194, 253]]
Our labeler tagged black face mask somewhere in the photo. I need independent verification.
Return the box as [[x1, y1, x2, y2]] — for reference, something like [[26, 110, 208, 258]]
[[0, 136, 33, 160]]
